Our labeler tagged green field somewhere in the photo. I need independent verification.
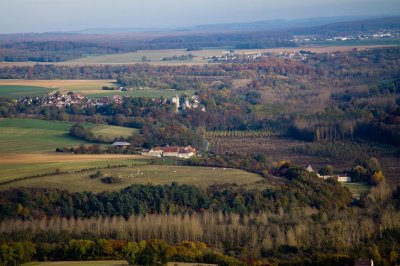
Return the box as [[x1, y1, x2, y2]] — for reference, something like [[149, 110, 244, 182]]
[[0, 118, 91, 153], [343, 182, 371, 198], [0, 85, 53, 98], [84, 124, 136, 140], [1, 165, 264, 192]]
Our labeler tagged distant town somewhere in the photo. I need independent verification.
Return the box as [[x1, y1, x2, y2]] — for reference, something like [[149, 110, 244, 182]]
[[20, 91, 206, 113]]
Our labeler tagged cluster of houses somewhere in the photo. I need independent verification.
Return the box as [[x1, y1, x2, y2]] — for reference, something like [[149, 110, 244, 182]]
[[111, 142, 197, 159], [202, 50, 313, 63], [20, 91, 124, 108], [20, 90, 206, 114], [293, 29, 400, 43], [142, 145, 197, 159], [203, 50, 262, 63], [306, 165, 352, 182], [275, 51, 311, 62]]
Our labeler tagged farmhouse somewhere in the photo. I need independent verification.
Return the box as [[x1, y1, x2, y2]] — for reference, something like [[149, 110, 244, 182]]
[[306, 164, 352, 182], [142, 145, 196, 158]]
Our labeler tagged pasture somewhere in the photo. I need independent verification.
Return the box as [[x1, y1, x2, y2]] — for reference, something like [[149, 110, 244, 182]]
[[0, 85, 53, 98], [1, 165, 264, 192], [0, 118, 91, 154], [84, 124, 136, 140], [0, 154, 145, 183]]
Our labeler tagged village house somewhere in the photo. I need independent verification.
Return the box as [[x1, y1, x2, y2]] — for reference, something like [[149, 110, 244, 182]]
[[142, 145, 196, 159], [306, 164, 352, 182]]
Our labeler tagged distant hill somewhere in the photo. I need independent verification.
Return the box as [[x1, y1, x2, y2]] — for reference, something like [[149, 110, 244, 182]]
[[192, 16, 366, 32], [70, 16, 373, 35], [292, 16, 400, 35]]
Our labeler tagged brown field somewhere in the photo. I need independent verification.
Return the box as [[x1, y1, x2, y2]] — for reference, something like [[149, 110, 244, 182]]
[[0, 79, 115, 87], [0, 79, 116, 94], [0, 45, 395, 67], [0, 153, 143, 164]]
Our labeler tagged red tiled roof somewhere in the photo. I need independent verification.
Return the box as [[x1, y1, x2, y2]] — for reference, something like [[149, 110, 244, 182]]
[[162, 146, 180, 153], [151, 146, 197, 154]]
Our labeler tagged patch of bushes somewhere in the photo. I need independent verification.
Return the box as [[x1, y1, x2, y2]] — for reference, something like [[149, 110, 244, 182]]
[[89, 171, 103, 179], [101, 176, 122, 184]]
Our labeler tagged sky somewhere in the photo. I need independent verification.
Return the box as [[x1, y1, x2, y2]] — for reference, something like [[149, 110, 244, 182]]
[[0, 0, 399, 34]]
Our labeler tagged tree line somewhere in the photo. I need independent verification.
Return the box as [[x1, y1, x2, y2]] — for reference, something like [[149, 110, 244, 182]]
[[0, 239, 245, 266]]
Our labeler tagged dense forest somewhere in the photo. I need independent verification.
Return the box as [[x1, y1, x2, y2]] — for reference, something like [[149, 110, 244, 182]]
[[0, 162, 399, 265]]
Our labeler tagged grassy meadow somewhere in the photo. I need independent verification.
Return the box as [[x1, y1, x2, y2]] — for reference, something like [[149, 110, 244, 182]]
[[0, 118, 90, 154], [0, 85, 53, 98], [84, 124, 137, 140], [0, 155, 145, 184], [1, 165, 264, 192]]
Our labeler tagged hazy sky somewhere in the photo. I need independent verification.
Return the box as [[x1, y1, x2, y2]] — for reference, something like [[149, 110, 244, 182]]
[[0, 0, 399, 33]]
